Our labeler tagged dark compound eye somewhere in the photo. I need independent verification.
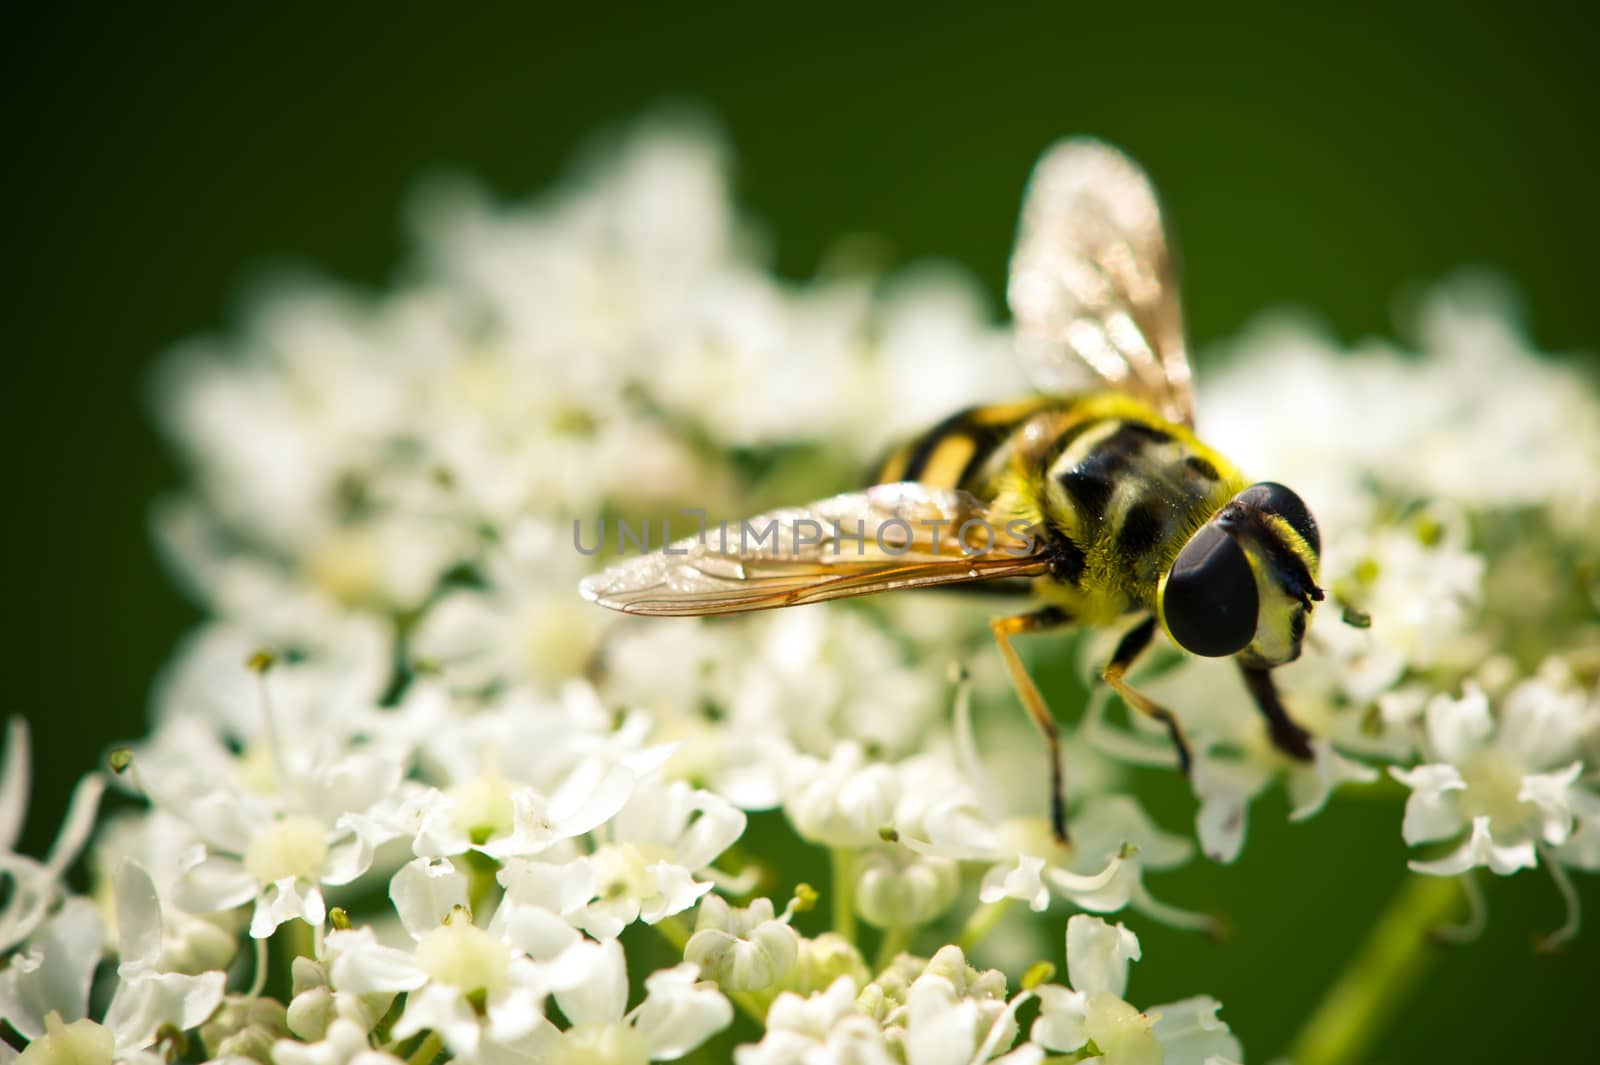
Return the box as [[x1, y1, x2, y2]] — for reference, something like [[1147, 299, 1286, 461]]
[[1237, 481, 1320, 555], [1161, 524, 1260, 657]]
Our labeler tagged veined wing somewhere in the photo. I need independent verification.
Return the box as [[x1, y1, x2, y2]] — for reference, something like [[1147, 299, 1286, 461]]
[[1007, 138, 1195, 426], [579, 483, 1049, 616]]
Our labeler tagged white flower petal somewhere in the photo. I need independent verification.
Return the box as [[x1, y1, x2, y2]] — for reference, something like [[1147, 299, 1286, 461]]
[[1390, 763, 1468, 845], [1423, 683, 1493, 765], [44, 773, 106, 879], [390, 858, 469, 939], [250, 879, 325, 939], [103, 970, 226, 1051], [113, 861, 165, 970], [633, 963, 733, 1060], [326, 928, 427, 995], [1065, 914, 1140, 999], [640, 862, 714, 924], [1030, 984, 1090, 1054], [906, 990, 979, 1065], [979, 854, 1051, 913], [1409, 815, 1537, 876], [1517, 761, 1583, 846], [547, 761, 639, 840], [172, 854, 259, 915], [1148, 995, 1242, 1065], [1287, 742, 1378, 822], [552, 938, 628, 1025], [0, 897, 104, 1039], [0, 718, 29, 852]]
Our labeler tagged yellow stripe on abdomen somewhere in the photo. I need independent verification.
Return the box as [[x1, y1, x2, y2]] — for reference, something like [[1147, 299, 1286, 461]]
[[915, 433, 978, 489]]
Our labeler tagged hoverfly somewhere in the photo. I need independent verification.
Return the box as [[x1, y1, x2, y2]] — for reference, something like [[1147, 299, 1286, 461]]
[[580, 140, 1326, 842]]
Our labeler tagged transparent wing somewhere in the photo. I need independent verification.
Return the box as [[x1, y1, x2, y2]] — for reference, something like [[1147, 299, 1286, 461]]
[[579, 483, 1048, 616], [1007, 138, 1195, 425]]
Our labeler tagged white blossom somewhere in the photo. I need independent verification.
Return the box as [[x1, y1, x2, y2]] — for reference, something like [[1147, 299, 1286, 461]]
[[1392, 679, 1591, 876], [1030, 915, 1242, 1065]]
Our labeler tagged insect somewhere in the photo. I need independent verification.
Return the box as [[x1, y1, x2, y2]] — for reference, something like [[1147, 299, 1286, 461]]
[[580, 139, 1327, 842]]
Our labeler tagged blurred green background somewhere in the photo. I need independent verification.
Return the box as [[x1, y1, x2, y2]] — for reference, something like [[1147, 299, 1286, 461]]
[[5, 4, 1597, 1062]]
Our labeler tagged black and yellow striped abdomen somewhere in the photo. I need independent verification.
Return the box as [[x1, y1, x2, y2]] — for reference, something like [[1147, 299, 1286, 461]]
[[874, 392, 1248, 622], [872, 396, 1066, 494]]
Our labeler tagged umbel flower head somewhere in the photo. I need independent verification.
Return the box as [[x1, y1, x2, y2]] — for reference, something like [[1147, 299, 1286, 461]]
[[4, 110, 1598, 1065]]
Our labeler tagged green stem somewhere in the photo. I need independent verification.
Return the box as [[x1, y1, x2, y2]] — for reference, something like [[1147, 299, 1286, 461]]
[[246, 935, 270, 998], [874, 925, 910, 973], [957, 898, 1013, 952], [830, 849, 858, 946], [1289, 874, 1464, 1065]]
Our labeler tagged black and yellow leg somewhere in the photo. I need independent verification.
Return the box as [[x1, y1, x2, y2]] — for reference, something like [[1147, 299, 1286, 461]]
[[1238, 664, 1314, 760], [1102, 616, 1193, 776], [990, 606, 1074, 843]]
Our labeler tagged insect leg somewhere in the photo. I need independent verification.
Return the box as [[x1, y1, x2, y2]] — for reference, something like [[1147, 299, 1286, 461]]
[[1102, 616, 1193, 776], [1238, 664, 1314, 760], [989, 606, 1075, 843]]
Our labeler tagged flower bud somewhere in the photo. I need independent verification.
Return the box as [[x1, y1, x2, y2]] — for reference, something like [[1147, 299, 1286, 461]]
[[777, 933, 870, 997], [286, 986, 334, 1042], [200, 995, 288, 1061], [165, 913, 242, 975], [784, 744, 900, 847], [684, 896, 799, 992], [18, 1014, 113, 1065], [855, 849, 958, 929], [290, 955, 330, 996]]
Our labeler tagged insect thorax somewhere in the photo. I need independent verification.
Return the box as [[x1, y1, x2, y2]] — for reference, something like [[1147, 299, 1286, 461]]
[[872, 392, 1246, 620], [990, 394, 1245, 620]]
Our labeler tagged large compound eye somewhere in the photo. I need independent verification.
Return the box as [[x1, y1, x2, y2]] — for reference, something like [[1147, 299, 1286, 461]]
[[1237, 481, 1320, 555], [1161, 524, 1260, 657]]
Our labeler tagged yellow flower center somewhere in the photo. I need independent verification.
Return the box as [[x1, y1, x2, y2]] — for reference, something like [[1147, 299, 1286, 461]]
[[415, 915, 512, 999], [1084, 992, 1162, 1065], [244, 816, 329, 884], [1460, 748, 1536, 833], [18, 1012, 114, 1065], [450, 773, 516, 844]]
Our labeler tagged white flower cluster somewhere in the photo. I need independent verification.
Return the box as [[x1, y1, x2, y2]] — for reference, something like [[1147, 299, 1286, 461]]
[[737, 915, 1239, 1065], [4, 113, 1598, 1064]]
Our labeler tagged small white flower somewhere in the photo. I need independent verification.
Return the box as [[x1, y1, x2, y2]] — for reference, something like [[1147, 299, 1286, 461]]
[[579, 779, 747, 937], [544, 939, 732, 1064], [156, 746, 403, 937], [1391, 679, 1586, 876], [2, 864, 227, 1061], [900, 699, 1200, 926], [400, 755, 643, 863], [784, 742, 902, 850], [1030, 915, 1242, 1065], [377, 908, 556, 1062], [411, 518, 612, 692]]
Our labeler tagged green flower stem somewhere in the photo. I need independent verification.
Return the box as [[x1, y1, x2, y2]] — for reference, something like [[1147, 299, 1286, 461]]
[[246, 935, 271, 998], [653, 916, 769, 1025], [1289, 873, 1464, 1065], [830, 848, 858, 946], [957, 898, 1013, 952], [874, 925, 910, 972]]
